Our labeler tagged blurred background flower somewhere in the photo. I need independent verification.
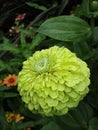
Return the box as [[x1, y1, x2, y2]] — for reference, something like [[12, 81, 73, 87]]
[[3, 74, 17, 87], [6, 113, 24, 123]]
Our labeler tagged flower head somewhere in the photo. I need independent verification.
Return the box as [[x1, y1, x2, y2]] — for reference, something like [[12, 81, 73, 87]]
[[3, 74, 17, 87], [15, 13, 26, 21], [18, 46, 90, 116], [6, 113, 24, 123]]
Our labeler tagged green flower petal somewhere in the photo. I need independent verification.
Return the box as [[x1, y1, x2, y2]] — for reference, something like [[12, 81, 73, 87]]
[[45, 96, 58, 107]]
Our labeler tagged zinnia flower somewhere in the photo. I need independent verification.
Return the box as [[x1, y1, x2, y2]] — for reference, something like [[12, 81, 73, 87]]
[[18, 46, 90, 116], [6, 113, 24, 122], [3, 74, 17, 87]]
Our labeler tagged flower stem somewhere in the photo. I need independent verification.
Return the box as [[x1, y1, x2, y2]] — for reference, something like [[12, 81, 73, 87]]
[[90, 16, 95, 31]]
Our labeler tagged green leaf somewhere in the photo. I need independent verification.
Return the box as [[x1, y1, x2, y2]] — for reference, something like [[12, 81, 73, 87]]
[[38, 15, 91, 42], [87, 95, 98, 109], [92, 11, 98, 18], [30, 34, 46, 50], [7, 98, 20, 111], [89, 1, 98, 17], [75, 0, 95, 18], [20, 32, 27, 49], [57, 0, 69, 15], [60, 102, 93, 129], [73, 41, 94, 60], [0, 86, 10, 91], [69, 110, 87, 128], [0, 61, 7, 72], [0, 104, 10, 129], [17, 121, 35, 129], [0, 92, 19, 98], [0, 37, 20, 54], [81, 0, 90, 17], [60, 113, 81, 128], [18, 117, 52, 129], [0, 60, 16, 73], [89, 117, 98, 130], [40, 121, 61, 130], [10, 122, 19, 130], [78, 102, 94, 122], [92, 27, 98, 42], [4, 92, 19, 98], [26, 2, 47, 11]]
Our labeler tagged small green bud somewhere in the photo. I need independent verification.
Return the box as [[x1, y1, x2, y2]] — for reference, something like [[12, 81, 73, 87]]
[[90, 0, 98, 11]]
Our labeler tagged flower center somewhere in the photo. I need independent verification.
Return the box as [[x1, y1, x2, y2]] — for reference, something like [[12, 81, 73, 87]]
[[35, 58, 50, 73], [8, 78, 15, 83]]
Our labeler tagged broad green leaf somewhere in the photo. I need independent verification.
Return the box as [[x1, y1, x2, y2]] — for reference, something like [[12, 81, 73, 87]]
[[40, 121, 61, 130], [38, 15, 91, 42]]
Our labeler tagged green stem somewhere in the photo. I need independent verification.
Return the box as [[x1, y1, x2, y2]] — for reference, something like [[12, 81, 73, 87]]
[[90, 16, 95, 31]]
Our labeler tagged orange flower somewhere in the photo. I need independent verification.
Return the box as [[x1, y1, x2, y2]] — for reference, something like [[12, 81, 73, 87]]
[[3, 74, 17, 87], [6, 113, 14, 122], [6, 113, 24, 123], [15, 114, 24, 122]]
